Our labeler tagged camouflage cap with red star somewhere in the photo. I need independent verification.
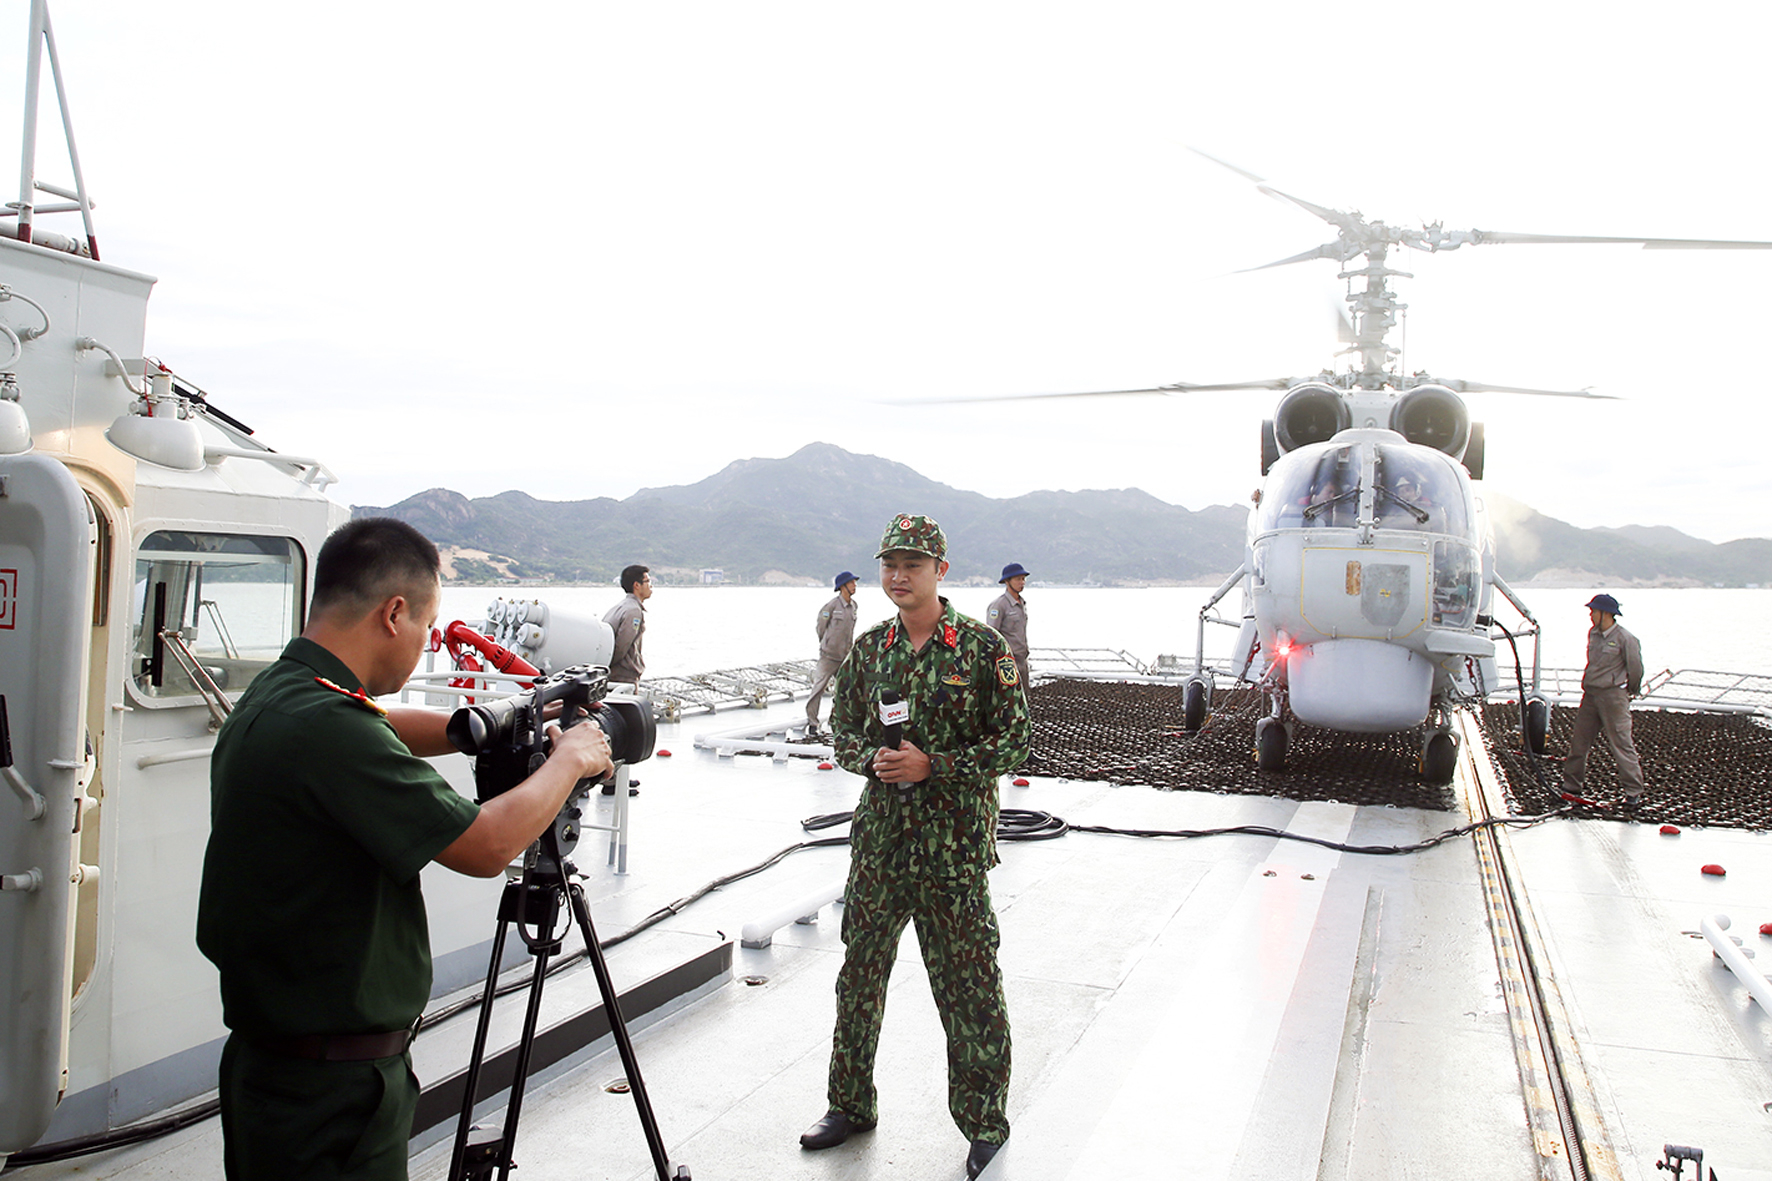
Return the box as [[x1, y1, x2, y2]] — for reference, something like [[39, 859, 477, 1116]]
[[875, 512, 946, 561]]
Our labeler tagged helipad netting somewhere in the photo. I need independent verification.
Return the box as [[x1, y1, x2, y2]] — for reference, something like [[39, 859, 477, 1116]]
[[1022, 679, 1772, 829]]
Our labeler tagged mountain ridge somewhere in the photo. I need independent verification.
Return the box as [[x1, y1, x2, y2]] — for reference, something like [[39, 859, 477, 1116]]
[[354, 443, 1770, 588]]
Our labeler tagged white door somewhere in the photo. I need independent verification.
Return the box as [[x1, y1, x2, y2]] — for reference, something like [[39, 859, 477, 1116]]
[[0, 452, 95, 1156]]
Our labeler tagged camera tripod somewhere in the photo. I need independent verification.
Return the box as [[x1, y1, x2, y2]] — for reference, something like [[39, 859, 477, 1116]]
[[447, 843, 689, 1181]]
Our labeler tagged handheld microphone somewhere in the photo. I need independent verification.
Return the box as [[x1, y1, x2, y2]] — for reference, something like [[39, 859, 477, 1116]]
[[877, 689, 914, 795], [878, 689, 908, 750]]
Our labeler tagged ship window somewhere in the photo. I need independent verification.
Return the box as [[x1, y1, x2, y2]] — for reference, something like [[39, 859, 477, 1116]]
[[1374, 446, 1468, 536], [128, 532, 304, 701]]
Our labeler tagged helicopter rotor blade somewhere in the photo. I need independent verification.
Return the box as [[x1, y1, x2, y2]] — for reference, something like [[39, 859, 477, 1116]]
[[1190, 148, 1371, 234], [1187, 147, 1266, 185], [1461, 229, 1772, 250], [1433, 377, 1621, 400], [891, 378, 1300, 405], [1238, 242, 1351, 272], [1253, 184, 1369, 235]]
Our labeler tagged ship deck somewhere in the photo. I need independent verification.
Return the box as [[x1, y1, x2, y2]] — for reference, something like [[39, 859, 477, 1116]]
[[8, 694, 1772, 1181]]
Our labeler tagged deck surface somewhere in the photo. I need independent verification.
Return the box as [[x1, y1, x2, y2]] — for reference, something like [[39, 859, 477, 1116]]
[[10, 701, 1771, 1180]]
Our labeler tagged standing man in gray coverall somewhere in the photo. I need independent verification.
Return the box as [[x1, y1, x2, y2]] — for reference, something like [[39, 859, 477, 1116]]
[[603, 564, 651, 686], [807, 571, 860, 735], [986, 563, 1031, 688], [1561, 592, 1647, 812]]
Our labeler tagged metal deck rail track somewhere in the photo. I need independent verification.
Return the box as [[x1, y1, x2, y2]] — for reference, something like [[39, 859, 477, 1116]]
[[1459, 715, 1622, 1181]]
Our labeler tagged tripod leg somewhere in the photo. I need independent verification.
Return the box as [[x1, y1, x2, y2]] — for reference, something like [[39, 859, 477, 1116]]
[[449, 883, 518, 1181], [492, 889, 561, 1181], [567, 881, 682, 1181]]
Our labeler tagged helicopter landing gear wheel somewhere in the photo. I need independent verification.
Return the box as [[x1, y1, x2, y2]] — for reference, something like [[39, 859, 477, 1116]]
[[1254, 716, 1288, 772], [1183, 678, 1208, 733], [1421, 728, 1459, 784], [1522, 695, 1549, 755]]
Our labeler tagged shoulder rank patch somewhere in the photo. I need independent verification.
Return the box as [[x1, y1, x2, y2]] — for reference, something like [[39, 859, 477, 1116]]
[[995, 654, 1020, 688], [314, 676, 390, 716]]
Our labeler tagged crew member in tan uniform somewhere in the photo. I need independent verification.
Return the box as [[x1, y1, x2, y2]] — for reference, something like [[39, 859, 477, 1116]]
[[806, 571, 860, 734], [1561, 593, 1647, 812], [986, 563, 1031, 687], [603, 564, 651, 685]]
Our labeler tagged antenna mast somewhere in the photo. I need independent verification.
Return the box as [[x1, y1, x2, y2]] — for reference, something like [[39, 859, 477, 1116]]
[[11, 0, 99, 259]]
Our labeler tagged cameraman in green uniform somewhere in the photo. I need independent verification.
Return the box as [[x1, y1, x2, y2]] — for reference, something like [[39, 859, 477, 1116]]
[[799, 513, 1031, 1180], [197, 518, 612, 1181]]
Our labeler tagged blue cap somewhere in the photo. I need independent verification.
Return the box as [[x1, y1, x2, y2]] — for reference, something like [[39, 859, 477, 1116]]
[[834, 570, 858, 590], [1585, 593, 1622, 616], [999, 562, 1030, 583]]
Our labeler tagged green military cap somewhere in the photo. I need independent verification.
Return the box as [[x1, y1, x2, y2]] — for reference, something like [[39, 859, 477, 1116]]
[[875, 512, 947, 560]]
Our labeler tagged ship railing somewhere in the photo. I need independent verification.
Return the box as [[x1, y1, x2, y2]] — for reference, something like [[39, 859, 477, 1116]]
[[1028, 647, 1240, 685], [1487, 666, 1772, 718], [639, 660, 820, 720]]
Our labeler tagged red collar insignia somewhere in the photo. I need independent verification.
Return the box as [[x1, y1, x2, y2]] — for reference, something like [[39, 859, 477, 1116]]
[[314, 676, 390, 716], [942, 623, 958, 648], [883, 622, 897, 649]]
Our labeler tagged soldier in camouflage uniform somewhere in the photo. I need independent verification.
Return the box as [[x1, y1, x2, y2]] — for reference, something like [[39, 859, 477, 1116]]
[[799, 513, 1031, 1181]]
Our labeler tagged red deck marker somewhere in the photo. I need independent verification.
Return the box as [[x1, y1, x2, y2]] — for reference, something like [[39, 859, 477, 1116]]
[[817, 761, 834, 771], [657, 749, 672, 758], [1700, 864, 1727, 877], [1760, 922, 1772, 938], [1011, 777, 1029, 787], [1658, 824, 1681, 835]]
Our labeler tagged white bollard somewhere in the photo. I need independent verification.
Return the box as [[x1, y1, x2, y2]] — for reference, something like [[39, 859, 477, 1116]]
[[1700, 914, 1772, 1013], [740, 879, 846, 948]]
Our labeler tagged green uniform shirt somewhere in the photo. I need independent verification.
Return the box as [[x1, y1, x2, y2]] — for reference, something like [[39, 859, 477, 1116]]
[[197, 638, 479, 1040], [832, 598, 1031, 878]]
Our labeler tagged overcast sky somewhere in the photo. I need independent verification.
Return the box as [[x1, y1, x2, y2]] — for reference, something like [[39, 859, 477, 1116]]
[[7, 1, 1770, 543]]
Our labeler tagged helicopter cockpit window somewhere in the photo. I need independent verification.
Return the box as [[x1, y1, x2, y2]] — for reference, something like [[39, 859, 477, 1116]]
[[1261, 445, 1362, 530], [129, 532, 305, 702], [1432, 539, 1480, 630], [1374, 447, 1468, 536]]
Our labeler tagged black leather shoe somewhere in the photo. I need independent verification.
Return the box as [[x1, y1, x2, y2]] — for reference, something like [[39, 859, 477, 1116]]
[[1619, 794, 1642, 815], [799, 1109, 874, 1150], [966, 1137, 1004, 1178]]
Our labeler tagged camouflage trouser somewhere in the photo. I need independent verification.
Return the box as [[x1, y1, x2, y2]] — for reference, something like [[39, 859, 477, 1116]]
[[827, 858, 1011, 1143], [1563, 687, 1646, 797]]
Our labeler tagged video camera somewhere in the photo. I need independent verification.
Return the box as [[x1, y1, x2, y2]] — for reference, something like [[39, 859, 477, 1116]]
[[445, 665, 656, 869]]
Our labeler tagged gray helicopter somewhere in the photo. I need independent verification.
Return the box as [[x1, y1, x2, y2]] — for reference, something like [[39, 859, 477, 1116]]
[[983, 152, 1772, 779]]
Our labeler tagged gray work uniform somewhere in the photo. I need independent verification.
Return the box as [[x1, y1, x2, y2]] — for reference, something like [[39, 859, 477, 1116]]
[[985, 591, 1029, 687], [806, 592, 859, 725], [1562, 622, 1646, 800], [602, 593, 646, 684]]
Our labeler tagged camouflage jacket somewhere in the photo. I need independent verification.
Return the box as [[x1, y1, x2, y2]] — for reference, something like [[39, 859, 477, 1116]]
[[832, 598, 1031, 877]]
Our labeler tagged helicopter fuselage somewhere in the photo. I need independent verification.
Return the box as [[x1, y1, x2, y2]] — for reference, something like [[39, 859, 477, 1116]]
[[1236, 427, 1498, 733]]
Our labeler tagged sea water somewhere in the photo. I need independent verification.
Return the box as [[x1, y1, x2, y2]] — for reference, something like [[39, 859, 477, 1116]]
[[437, 584, 1772, 681]]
